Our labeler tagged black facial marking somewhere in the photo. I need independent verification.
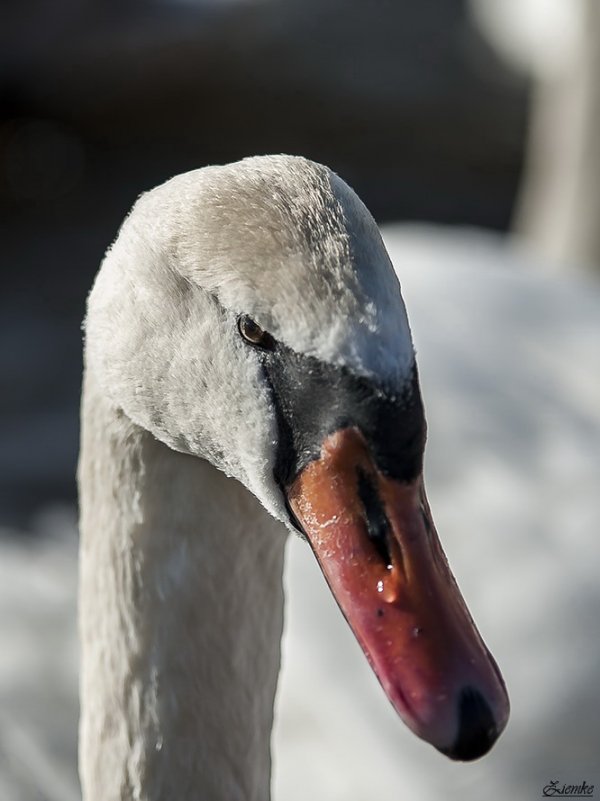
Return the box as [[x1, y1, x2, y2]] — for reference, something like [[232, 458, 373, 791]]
[[260, 341, 426, 490], [356, 467, 393, 567], [283, 495, 303, 534]]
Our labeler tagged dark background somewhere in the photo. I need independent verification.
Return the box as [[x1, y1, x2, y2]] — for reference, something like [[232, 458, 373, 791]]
[[0, 0, 528, 524]]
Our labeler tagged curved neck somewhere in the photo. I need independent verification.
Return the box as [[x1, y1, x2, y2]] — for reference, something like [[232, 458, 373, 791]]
[[78, 371, 287, 801]]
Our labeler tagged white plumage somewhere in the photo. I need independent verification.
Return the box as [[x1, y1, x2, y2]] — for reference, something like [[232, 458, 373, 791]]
[[79, 156, 423, 800]]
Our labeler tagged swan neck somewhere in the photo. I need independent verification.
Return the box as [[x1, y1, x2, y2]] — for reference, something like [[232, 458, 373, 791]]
[[78, 372, 287, 801]]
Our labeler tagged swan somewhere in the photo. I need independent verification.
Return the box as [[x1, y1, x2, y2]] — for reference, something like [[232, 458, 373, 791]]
[[78, 154, 509, 801]]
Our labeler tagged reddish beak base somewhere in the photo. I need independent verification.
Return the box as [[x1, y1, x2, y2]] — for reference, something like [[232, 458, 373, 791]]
[[287, 427, 509, 760]]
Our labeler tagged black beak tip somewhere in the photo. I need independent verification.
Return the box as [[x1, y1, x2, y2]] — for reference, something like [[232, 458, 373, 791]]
[[439, 687, 500, 762]]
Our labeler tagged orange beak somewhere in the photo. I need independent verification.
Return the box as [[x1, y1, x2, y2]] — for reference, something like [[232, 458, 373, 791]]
[[287, 427, 509, 760]]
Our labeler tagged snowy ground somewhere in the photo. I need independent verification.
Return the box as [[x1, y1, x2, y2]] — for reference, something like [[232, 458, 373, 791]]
[[1, 225, 599, 800]]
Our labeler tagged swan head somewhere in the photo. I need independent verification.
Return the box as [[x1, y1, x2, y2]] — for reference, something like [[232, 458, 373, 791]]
[[85, 154, 509, 760]]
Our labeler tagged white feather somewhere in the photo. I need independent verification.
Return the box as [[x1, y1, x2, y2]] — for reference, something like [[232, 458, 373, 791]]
[[79, 155, 416, 800]]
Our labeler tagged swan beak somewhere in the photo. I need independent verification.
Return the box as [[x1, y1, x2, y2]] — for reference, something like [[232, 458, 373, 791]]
[[287, 426, 509, 760]]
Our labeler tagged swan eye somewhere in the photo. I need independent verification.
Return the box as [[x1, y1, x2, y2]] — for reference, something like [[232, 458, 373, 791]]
[[237, 314, 275, 350]]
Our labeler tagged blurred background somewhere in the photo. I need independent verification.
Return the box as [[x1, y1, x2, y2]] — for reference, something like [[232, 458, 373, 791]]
[[1, 1, 599, 799]]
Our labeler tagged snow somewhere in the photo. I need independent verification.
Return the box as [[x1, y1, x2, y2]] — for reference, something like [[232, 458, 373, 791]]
[[2, 225, 599, 799]]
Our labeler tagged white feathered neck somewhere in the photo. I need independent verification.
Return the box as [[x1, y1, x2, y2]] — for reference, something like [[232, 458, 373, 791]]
[[78, 155, 418, 800], [79, 369, 285, 801]]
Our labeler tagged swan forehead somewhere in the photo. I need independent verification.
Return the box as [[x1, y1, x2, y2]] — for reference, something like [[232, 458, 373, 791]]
[[138, 155, 414, 383]]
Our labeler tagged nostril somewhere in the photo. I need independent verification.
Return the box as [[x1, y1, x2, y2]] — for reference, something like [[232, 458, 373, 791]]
[[356, 467, 393, 567], [442, 687, 499, 762]]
